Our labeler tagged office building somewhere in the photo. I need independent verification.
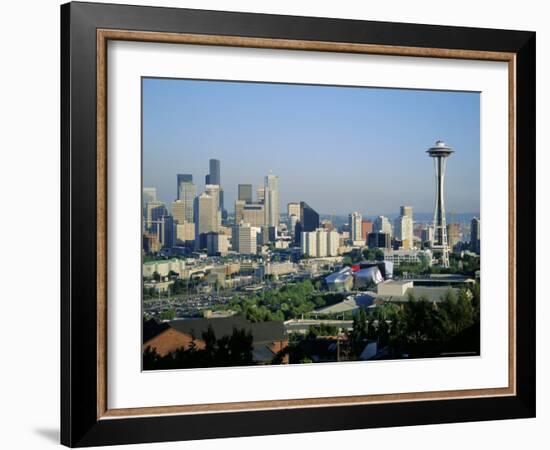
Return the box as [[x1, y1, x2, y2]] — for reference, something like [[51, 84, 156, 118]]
[[471, 217, 481, 254], [206, 233, 229, 256], [177, 178, 196, 222], [143, 187, 157, 211], [301, 228, 339, 257], [287, 202, 300, 218], [208, 158, 221, 185], [349, 211, 363, 244], [447, 223, 461, 250], [264, 173, 280, 227], [288, 214, 299, 238], [374, 216, 392, 236], [327, 230, 340, 256], [400, 205, 413, 219], [172, 200, 187, 224], [159, 215, 175, 249], [394, 207, 414, 250], [232, 223, 258, 254], [143, 231, 161, 254], [242, 203, 265, 227], [321, 220, 335, 231], [257, 187, 265, 203], [260, 225, 277, 244], [194, 193, 219, 249], [301, 230, 318, 257], [235, 199, 246, 224], [176, 222, 195, 244], [176, 174, 193, 199], [383, 249, 433, 267], [421, 226, 434, 245], [300, 201, 320, 232], [295, 201, 320, 245], [367, 232, 391, 249], [238, 184, 253, 203], [145, 201, 167, 233], [361, 219, 373, 241]]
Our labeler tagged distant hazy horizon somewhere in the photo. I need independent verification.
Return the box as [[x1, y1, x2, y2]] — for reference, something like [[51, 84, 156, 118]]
[[143, 78, 480, 216]]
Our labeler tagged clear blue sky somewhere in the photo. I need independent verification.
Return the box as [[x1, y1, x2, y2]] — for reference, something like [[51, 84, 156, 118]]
[[142, 78, 480, 216]]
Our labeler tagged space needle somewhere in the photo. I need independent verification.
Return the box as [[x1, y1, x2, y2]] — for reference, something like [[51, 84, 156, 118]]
[[426, 140, 454, 268]]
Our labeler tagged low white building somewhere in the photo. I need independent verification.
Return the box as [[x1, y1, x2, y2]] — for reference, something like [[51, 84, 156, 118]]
[[382, 249, 433, 266]]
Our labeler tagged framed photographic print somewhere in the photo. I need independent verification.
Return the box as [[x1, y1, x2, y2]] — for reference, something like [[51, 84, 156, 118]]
[[61, 2, 536, 447]]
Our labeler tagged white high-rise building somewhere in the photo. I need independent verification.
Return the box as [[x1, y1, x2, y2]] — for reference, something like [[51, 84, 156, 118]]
[[232, 223, 258, 254], [394, 206, 414, 249], [315, 229, 328, 257], [177, 180, 196, 222], [349, 211, 363, 244], [374, 215, 392, 237], [264, 173, 280, 227], [301, 228, 340, 257], [327, 230, 339, 256], [205, 184, 221, 227], [301, 230, 318, 257], [194, 193, 218, 249], [287, 202, 300, 218], [172, 200, 186, 224]]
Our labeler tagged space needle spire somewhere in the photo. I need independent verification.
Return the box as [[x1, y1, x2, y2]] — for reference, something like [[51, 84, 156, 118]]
[[426, 140, 454, 268]]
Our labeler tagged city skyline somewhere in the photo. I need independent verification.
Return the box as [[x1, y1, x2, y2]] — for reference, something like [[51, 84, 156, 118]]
[[143, 78, 480, 215]]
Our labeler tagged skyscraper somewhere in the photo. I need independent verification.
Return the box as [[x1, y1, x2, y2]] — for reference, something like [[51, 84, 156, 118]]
[[299, 202, 319, 232], [361, 219, 373, 241], [238, 184, 253, 203], [295, 201, 320, 245], [205, 184, 221, 226], [143, 187, 157, 218], [427, 140, 454, 267], [159, 215, 175, 249], [400, 205, 413, 219], [176, 174, 193, 200], [349, 212, 363, 244], [234, 199, 246, 224], [208, 158, 221, 185], [257, 187, 265, 203], [177, 178, 196, 223], [242, 203, 265, 228], [394, 206, 414, 250], [264, 173, 280, 227], [374, 216, 392, 236], [287, 202, 300, 218], [447, 223, 461, 250], [194, 193, 218, 249], [143, 187, 157, 206], [145, 201, 167, 233], [172, 200, 186, 224], [470, 217, 481, 254], [232, 222, 258, 254], [367, 232, 391, 249]]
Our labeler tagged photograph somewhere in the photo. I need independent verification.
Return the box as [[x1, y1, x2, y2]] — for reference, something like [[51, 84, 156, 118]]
[[141, 78, 482, 370]]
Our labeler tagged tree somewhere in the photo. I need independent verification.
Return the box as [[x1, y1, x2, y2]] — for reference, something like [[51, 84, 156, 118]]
[[349, 308, 368, 356]]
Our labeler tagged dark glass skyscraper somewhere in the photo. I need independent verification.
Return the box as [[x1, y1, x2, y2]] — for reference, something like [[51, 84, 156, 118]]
[[300, 201, 319, 232], [209, 159, 221, 185], [295, 201, 319, 245]]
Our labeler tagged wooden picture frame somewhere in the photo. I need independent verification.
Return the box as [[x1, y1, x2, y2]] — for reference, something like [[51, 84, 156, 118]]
[[61, 2, 535, 447]]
